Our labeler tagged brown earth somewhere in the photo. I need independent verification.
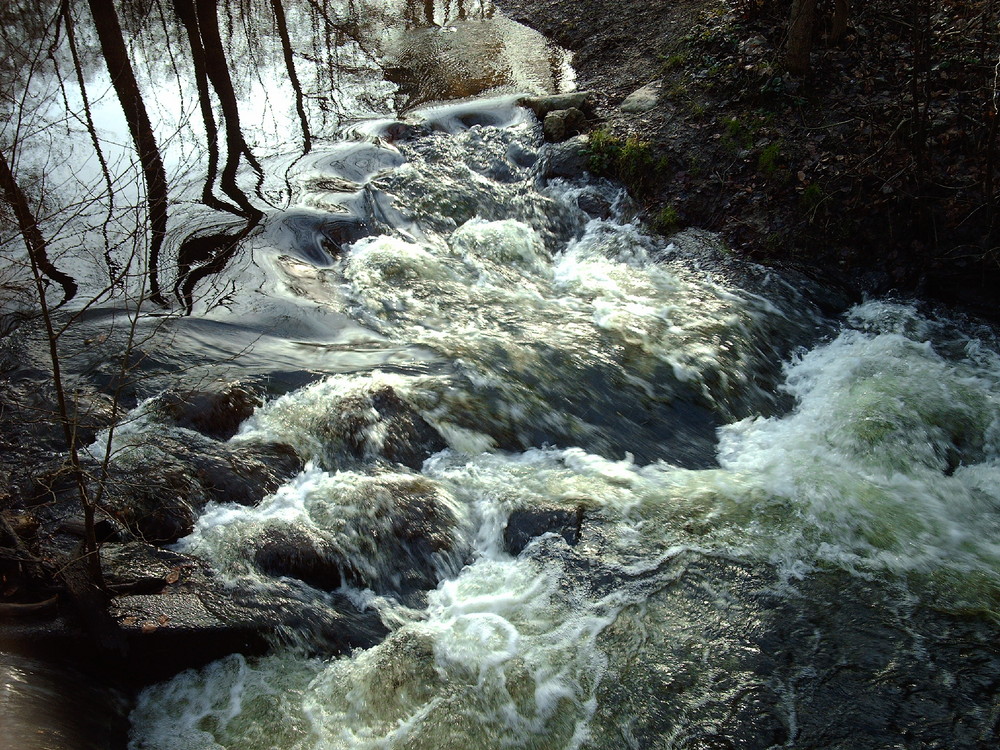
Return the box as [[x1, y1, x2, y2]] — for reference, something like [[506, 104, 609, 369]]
[[500, 0, 1000, 321]]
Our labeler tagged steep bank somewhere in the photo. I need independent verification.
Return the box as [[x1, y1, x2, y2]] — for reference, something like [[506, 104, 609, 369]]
[[499, 0, 1000, 321]]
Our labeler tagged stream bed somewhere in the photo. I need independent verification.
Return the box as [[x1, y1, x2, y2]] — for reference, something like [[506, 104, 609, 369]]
[[2, 1, 1000, 748]]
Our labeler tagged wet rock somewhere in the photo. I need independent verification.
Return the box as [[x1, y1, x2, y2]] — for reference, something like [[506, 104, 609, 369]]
[[106, 543, 387, 683], [99, 435, 302, 544], [518, 91, 591, 119], [543, 107, 588, 142], [253, 527, 344, 591], [337, 385, 447, 470], [189, 441, 302, 507], [2, 536, 388, 688], [576, 190, 613, 219], [620, 81, 661, 113], [111, 592, 267, 683], [153, 381, 262, 440], [100, 541, 195, 595], [504, 504, 584, 556], [543, 135, 589, 179], [104, 465, 204, 545]]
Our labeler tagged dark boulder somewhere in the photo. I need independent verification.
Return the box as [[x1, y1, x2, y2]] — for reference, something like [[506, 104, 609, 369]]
[[576, 190, 613, 219], [152, 381, 262, 440], [253, 526, 345, 591], [543, 135, 589, 179], [504, 504, 584, 556], [99, 435, 301, 545], [188, 441, 302, 507], [102, 462, 206, 545]]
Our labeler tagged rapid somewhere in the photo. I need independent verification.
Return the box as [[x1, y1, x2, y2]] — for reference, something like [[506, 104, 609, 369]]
[[2, 1, 999, 747]]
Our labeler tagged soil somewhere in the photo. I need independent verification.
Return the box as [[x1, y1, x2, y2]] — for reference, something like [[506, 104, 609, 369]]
[[499, 0, 1000, 321]]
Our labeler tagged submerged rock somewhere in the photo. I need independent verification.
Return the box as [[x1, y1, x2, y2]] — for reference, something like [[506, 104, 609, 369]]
[[152, 381, 262, 441], [316, 473, 467, 600], [353, 386, 447, 470]]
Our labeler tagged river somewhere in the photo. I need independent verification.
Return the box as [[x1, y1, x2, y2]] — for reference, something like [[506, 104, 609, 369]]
[[2, 1, 999, 748]]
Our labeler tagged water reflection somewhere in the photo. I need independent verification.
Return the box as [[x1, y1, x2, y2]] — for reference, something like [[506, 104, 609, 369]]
[[0, 0, 572, 314]]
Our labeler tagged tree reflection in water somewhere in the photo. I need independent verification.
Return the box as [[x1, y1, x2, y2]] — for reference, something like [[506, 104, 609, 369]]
[[0, 0, 572, 314]]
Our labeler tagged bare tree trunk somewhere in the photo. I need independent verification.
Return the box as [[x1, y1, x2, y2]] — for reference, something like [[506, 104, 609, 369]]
[[831, 0, 850, 44], [271, 0, 312, 153], [87, 0, 168, 305], [786, 0, 818, 75]]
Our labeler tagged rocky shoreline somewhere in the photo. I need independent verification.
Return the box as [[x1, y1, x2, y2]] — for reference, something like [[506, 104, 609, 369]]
[[499, 0, 1000, 322]]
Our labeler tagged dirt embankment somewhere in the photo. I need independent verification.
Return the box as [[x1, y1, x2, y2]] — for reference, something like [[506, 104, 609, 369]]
[[501, 0, 1000, 321]]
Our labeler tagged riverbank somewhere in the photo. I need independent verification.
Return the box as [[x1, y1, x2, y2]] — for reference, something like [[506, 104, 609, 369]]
[[499, 0, 1000, 321]]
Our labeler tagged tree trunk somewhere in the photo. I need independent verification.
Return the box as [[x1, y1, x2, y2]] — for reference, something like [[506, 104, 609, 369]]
[[87, 0, 167, 305], [786, 0, 818, 75], [831, 0, 849, 44]]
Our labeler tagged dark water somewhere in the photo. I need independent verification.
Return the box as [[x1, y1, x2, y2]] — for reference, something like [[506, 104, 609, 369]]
[[2, 2, 1000, 748]]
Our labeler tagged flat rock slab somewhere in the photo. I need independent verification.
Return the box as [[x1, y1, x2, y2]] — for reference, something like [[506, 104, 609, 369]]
[[111, 592, 267, 684], [620, 82, 661, 113], [113, 592, 227, 633]]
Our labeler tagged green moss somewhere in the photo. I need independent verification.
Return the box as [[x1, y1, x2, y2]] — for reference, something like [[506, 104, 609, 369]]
[[660, 51, 688, 72], [650, 205, 682, 235], [586, 128, 620, 174], [756, 141, 783, 175], [586, 129, 664, 196], [800, 183, 826, 216]]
